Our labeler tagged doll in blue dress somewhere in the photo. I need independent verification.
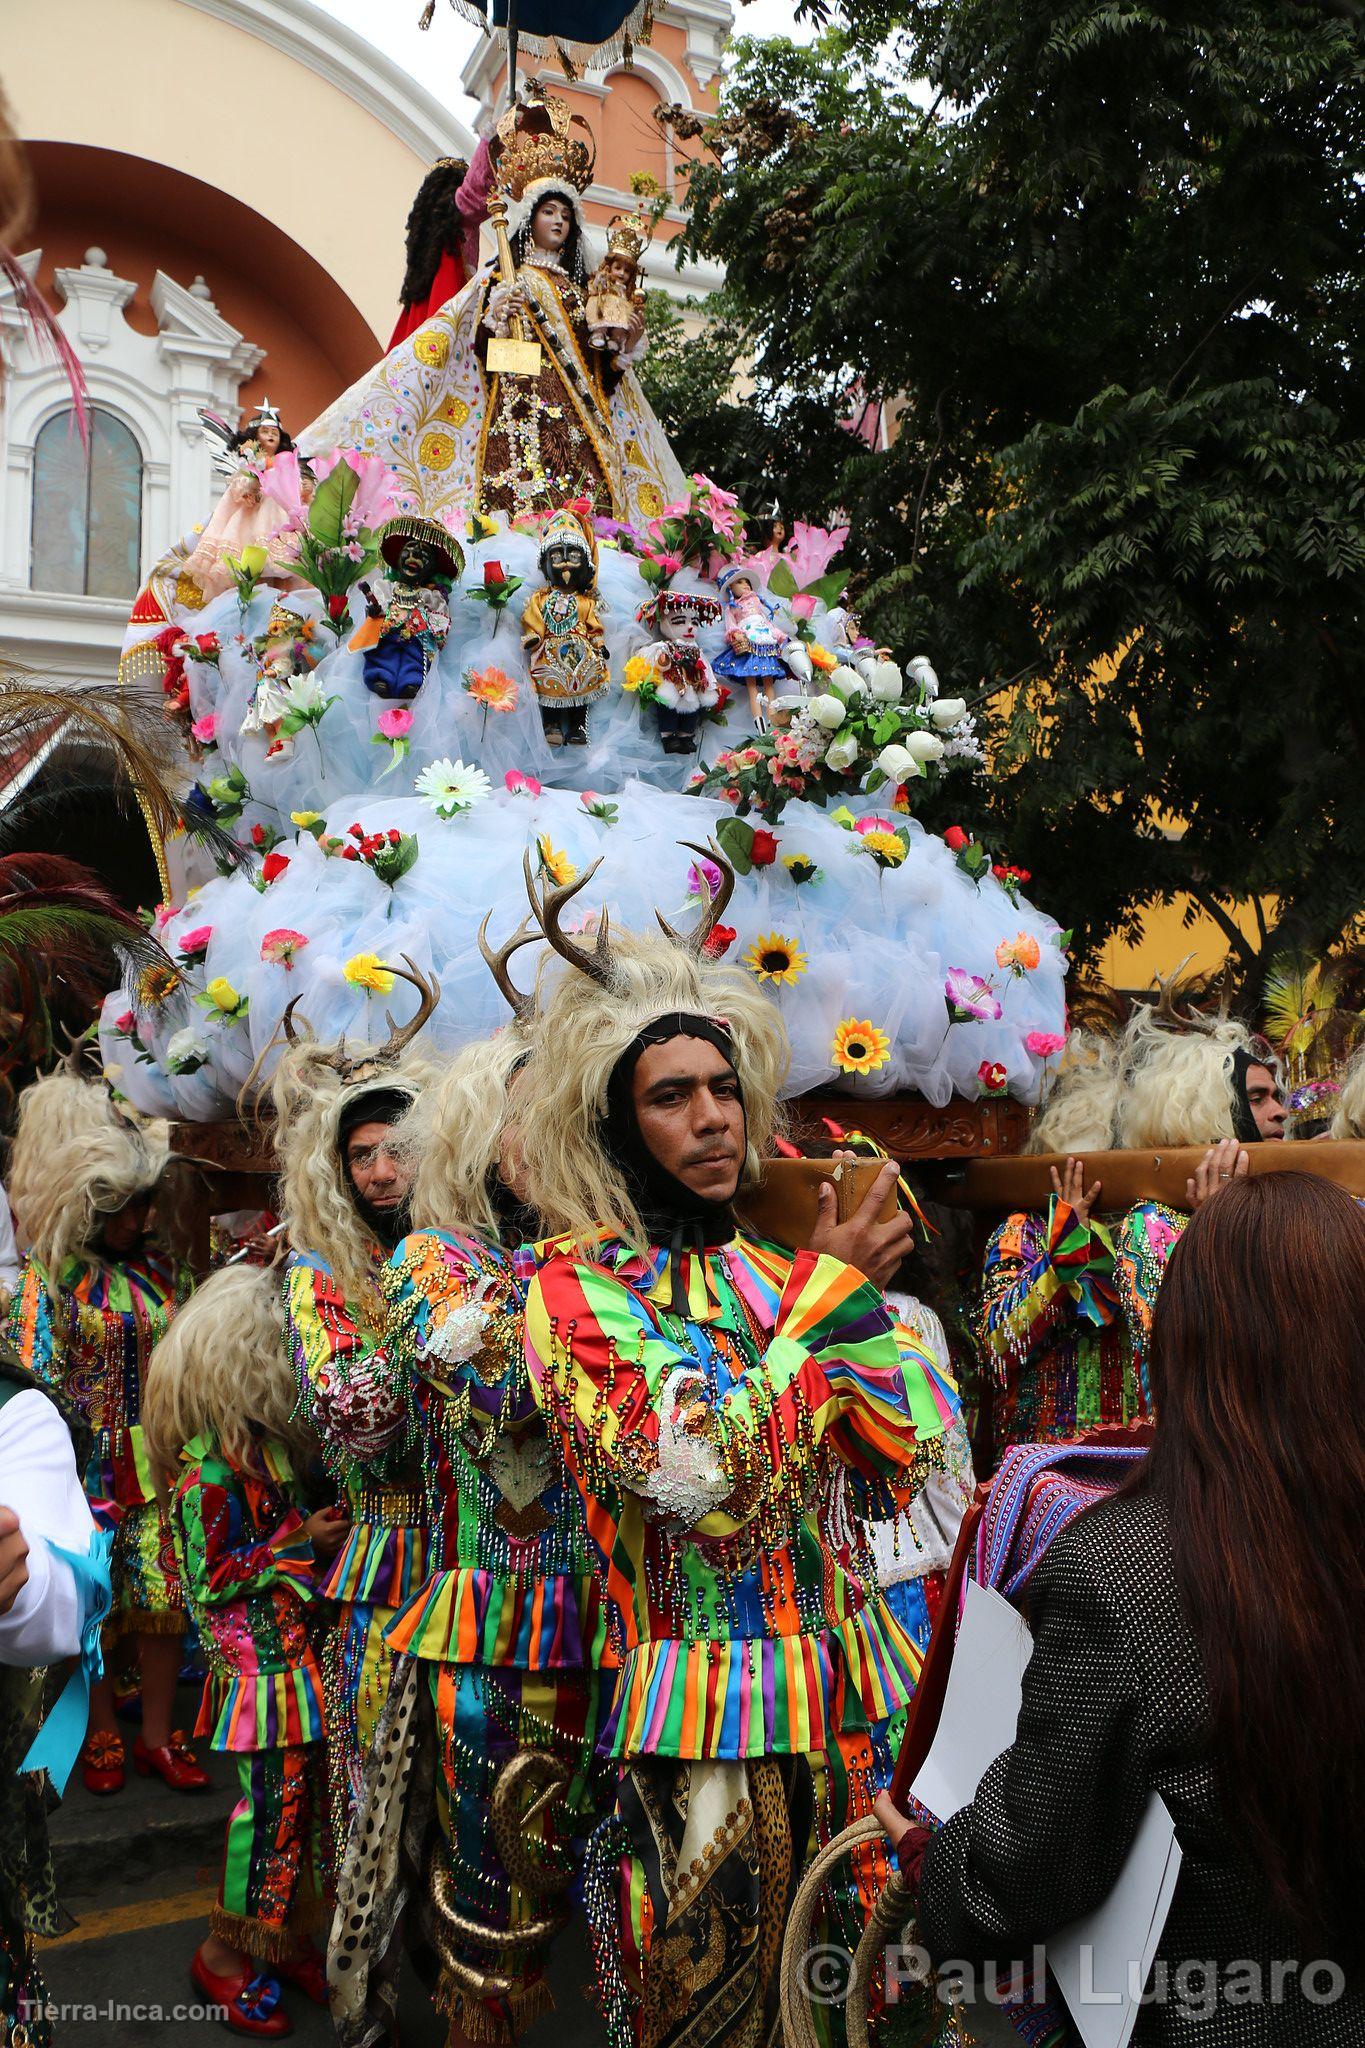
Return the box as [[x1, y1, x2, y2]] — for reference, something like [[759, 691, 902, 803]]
[[713, 561, 796, 730]]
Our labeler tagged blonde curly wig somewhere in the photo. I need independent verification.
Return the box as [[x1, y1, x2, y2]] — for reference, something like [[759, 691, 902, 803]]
[[397, 1028, 529, 1241], [9, 1071, 168, 1280], [270, 1040, 443, 1311], [142, 1262, 310, 1492], [518, 927, 789, 1254], [1112, 1004, 1268, 1149], [1331, 1046, 1365, 1138], [1025, 1033, 1121, 1155]]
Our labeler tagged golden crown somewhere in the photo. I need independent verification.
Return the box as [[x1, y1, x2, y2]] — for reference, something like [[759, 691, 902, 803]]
[[605, 210, 651, 265], [494, 84, 596, 201]]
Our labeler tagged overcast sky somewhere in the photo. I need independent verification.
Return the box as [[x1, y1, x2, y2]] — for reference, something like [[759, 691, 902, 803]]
[[316, 0, 813, 124]]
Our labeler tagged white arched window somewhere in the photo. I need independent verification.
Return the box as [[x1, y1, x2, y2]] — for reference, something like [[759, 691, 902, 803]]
[[30, 405, 143, 597]]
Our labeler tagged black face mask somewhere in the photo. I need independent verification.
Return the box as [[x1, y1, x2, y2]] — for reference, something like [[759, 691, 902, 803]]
[[484, 1167, 541, 1251], [602, 1014, 745, 1307]]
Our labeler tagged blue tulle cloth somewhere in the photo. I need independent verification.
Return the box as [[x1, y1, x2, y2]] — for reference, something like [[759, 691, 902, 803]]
[[104, 534, 1064, 1120]]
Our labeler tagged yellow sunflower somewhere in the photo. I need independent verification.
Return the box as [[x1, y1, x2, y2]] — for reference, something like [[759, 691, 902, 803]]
[[831, 1018, 891, 1075], [743, 932, 807, 986], [537, 835, 577, 887], [344, 953, 396, 995]]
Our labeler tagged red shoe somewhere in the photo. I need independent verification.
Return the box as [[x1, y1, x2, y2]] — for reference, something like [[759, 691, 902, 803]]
[[276, 1947, 328, 2004], [80, 1730, 125, 1795], [190, 1948, 292, 2037], [134, 1728, 211, 1792]]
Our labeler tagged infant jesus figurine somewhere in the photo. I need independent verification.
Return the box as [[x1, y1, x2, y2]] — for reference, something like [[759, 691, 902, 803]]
[[586, 209, 650, 353]]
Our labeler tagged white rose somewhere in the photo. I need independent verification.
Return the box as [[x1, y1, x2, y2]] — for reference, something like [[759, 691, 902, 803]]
[[770, 693, 807, 714], [869, 659, 904, 702], [809, 693, 847, 730], [829, 664, 866, 701], [825, 732, 860, 771], [906, 654, 939, 698], [929, 696, 967, 728], [165, 1028, 210, 1074], [877, 743, 920, 783], [903, 729, 947, 763]]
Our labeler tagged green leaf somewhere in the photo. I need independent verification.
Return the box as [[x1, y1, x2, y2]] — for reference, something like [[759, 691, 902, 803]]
[[308, 461, 360, 549], [715, 815, 755, 874], [766, 559, 798, 599]]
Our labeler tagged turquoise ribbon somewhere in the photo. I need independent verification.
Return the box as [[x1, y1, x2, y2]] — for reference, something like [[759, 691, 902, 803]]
[[19, 1525, 114, 1795]]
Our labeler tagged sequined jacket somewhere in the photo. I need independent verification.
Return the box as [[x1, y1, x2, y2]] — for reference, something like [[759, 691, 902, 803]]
[[975, 1198, 1146, 1452], [7, 1251, 180, 1520], [523, 1232, 960, 1761], [377, 1227, 609, 1673], [919, 1488, 1365, 2044], [1113, 1200, 1188, 1408], [171, 1430, 325, 1753], [283, 1249, 426, 1619]]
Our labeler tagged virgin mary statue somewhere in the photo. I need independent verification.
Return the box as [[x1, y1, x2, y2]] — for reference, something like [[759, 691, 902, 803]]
[[299, 93, 687, 529]]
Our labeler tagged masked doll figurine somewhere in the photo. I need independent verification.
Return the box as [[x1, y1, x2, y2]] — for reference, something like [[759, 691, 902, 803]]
[[242, 600, 316, 756], [350, 516, 463, 701], [713, 561, 795, 731], [520, 505, 609, 746], [636, 589, 723, 754]]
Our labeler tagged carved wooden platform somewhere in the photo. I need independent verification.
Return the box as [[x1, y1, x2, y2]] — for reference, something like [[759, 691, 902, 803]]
[[163, 1091, 1031, 1274]]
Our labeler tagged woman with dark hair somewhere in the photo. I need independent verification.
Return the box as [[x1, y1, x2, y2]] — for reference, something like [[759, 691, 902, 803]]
[[879, 1172, 1365, 2043], [387, 144, 494, 350]]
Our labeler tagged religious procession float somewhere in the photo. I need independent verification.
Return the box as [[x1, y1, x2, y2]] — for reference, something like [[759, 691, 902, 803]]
[[102, 86, 1070, 1239]]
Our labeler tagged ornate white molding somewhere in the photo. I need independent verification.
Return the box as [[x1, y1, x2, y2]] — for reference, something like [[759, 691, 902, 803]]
[[178, 0, 478, 162]]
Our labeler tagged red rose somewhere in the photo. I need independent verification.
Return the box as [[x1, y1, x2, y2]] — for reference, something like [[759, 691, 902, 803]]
[[250, 824, 267, 847], [484, 561, 505, 587], [340, 847, 359, 861], [261, 852, 290, 884], [749, 829, 779, 867], [944, 826, 969, 852], [327, 593, 348, 619], [387, 828, 401, 845], [991, 863, 1007, 879], [702, 924, 738, 959], [349, 823, 363, 838], [194, 633, 219, 656], [1012, 867, 1031, 884]]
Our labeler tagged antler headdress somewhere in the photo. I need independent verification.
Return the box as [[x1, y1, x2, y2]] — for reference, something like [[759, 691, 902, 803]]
[[280, 957, 441, 1082]]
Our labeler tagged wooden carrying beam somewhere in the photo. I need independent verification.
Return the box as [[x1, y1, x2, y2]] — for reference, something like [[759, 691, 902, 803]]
[[931, 1139, 1365, 1212]]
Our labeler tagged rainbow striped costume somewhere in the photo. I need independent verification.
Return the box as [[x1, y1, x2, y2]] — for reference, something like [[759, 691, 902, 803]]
[[172, 1430, 328, 1961], [1113, 1200, 1187, 1406], [523, 1230, 957, 2048], [8, 1252, 185, 1633], [975, 1196, 1145, 1455], [283, 1249, 427, 1853], [365, 1228, 616, 2043]]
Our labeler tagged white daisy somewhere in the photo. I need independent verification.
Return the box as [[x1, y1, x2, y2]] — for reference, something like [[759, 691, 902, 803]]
[[413, 757, 492, 819]]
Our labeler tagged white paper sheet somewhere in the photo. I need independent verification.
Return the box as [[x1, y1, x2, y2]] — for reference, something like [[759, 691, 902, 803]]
[[908, 1581, 1034, 1822], [1049, 1795, 1183, 2048]]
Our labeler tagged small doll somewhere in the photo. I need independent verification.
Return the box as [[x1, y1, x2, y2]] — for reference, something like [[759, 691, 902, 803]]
[[635, 589, 723, 754], [186, 402, 298, 603], [242, 600, 316, 756], [144, 1265, 350, 2032], [585, 211, 649, 353], [520, 505, 609, 746], [712, 560, 796, 731], [349, 516, 463, 701]]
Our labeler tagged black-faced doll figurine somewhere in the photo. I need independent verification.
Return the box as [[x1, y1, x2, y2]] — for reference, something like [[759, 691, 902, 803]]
[[520, 504, 609, 746], [712, 560, 795, 732], [585, 211, 648, 354], [349, 516, 463, 701], [635, 589, 723, 754]]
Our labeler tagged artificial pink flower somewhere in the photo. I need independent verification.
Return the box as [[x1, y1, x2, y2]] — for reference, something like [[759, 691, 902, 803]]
[[377, 705, 414, 739], [191, 714, 217, 746], [783, 521, 849, 588], [1026, 1030, 1067, 1058], [114, 1010, 135, 1034], [178, 925, 213, 960], [688, 857, 725, 902], [789, 593, 818, 620], [505, 770, 542, 797], [339, 449, 402, 529], [261, 928, 307, 969]]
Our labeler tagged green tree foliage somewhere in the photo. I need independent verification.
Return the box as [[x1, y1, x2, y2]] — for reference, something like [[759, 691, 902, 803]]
[[665, 4, 1365, 984]]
